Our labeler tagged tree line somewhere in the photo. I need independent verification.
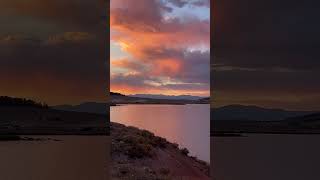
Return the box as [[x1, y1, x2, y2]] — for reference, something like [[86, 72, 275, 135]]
[[0, 96, 49, 108]]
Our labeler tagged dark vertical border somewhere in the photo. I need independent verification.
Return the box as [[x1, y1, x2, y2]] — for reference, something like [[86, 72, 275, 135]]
[[105, 0, 110, 136]]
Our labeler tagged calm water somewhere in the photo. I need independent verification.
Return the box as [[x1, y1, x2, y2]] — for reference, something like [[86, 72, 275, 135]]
[[111, 104, 210, 162], [212, 134, 320, 180], [0, 136, 109, 180]]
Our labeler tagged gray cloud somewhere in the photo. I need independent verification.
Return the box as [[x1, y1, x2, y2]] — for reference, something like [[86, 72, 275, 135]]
[[111, 49, 210, 94], [168, 0, 210, 8], [213, 0, 320, 110], [0, 0, 108, 105]]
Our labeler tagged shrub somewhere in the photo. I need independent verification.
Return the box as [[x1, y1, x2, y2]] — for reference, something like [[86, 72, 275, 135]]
[[159, 167, 170, 175], [152, 136, 167, 148], [0, 96, 49, 108], [126, 143, 153, 158], [180, 148, 189, 156], [172, 143, 179, 149]]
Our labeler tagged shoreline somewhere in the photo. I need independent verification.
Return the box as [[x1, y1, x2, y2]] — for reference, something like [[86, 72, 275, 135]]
[[111, 122, 210, 179], [111, 102, 210, 106], [212, 131, 320, 137]]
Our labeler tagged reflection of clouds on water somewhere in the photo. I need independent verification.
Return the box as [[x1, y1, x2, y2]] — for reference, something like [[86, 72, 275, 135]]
[[0, 136, 108, 180], [213, 135, 320, 180], [111, 104, 210, 162]]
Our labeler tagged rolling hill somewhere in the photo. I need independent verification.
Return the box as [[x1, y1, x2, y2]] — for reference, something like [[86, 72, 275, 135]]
[[111, 92, 209, 105], [0, 97, 108, 135], [211, 105, 320, 135], [211, 104, 313, 121]]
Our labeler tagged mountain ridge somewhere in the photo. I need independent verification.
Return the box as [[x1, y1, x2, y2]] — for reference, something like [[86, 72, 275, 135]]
[[212, 104, 317, 121], [53, 92, 209, 114], [129, 94, 207, 100]]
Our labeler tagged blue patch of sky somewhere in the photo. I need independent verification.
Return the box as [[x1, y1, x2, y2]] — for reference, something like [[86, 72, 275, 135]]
[[110, 42, 128, 60], [163, 1, 209, 21]]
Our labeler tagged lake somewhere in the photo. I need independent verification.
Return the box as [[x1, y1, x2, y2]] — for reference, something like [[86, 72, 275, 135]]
[[0, 136, 109, 180], [212, 134, 320, 180], [110, 104, 210, 163]]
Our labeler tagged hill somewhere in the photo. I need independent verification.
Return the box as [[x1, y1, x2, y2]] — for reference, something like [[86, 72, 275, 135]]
[[110, 92, 208, 105], [53, 102, 108, 114], [130, 94, 205, 100], [0, 96, 48, 108], [212, 104, 313, 121], [54, 92, 209, 113], [211, 105, 320, 135], [111, 123, 210, 179], [0, 98, 108, 135]]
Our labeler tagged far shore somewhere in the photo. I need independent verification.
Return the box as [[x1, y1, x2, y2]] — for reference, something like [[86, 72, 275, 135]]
[[0, 135, 61, 141]]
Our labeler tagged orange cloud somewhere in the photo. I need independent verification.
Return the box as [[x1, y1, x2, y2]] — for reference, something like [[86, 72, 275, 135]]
[[152, 58, 183, 76], [111, 84, 209, 97], [110, 0, 210, 96], [111, 58, 145, 72]]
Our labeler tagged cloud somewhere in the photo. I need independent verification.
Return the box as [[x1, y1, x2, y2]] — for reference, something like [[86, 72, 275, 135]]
[[212, 0, 320, 110], [168, 0, 188, 7], [45, 32, 96, 44], [110, 0, 210, 95], [0, 0, 106, 32], [0, 0, 107, 105], [191, 0, 210, 7], [111, 50, 209, 93], [111, 72, 209, 96], [110, 0, 209, 51], [112, 51, 207, 82], [0, 32, 107, 105], [111, 58, 147, 72], [168, 0, 210, 8], [214, 0, 320, 71]]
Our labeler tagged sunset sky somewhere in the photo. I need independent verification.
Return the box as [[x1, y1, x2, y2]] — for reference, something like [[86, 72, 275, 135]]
[[110, 0, 210, 96], [0, 0, 107, 105], [213, 0, 320, 111]]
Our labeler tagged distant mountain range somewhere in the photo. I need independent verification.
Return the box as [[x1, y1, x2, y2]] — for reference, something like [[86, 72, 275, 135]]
[[53, 92, 209, 114], [129, 94, 206, 100], [212, 104, 317, 121], [212, 105, 320, 135], [110, 92, 209, 105]]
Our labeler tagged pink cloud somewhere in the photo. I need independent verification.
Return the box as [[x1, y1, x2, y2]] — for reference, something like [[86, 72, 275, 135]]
[[110, 0, 210, 95]]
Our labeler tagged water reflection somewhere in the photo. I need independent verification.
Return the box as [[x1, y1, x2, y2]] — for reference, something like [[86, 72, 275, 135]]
[[0, 136, 109, 180], [212, 135, 320, 180], [111, 104, 210, 162]]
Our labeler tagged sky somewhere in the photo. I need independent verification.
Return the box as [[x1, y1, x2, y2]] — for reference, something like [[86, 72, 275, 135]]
[[213, 0, 320, 111], [110, 0, 210, 96], [0, 0, 107, 105]]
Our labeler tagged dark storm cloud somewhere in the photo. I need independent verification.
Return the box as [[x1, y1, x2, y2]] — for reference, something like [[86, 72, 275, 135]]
[[213, 0, 320, 110], [0, 32, 107, 105], [214, 0, 320, 70], [0, 0, 108, 105], [178, 50, 210, 84], [0, 33, 104, 80], [213, 69, 320, 94], [0, 0, 106, 32]]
